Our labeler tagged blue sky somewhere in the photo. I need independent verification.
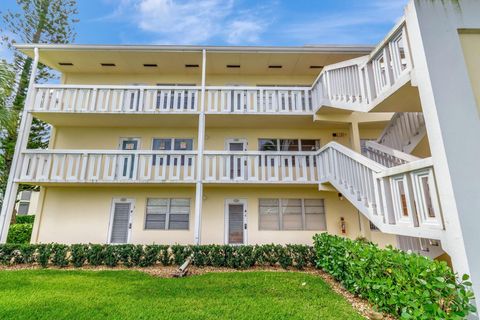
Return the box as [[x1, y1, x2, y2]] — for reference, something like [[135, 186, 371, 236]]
[[1, 0, 408, 61]]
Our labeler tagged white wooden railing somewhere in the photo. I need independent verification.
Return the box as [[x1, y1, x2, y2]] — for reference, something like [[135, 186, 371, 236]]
[[31, 85, 200, 113], [366, 141, 420, 168], [312, 20, 412, 112], [203, 151, 319, 183], [17, 150, 197, 183], [205, 86, 312, 114], [318, 142, 444, 239], [376, 112, 425, 152]]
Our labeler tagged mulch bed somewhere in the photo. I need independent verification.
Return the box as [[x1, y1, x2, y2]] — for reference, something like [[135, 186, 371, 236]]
[[0, 264, 395, 320]]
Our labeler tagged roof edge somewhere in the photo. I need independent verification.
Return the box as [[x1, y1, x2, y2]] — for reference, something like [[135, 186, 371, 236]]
[[14, 43, 374, 54]]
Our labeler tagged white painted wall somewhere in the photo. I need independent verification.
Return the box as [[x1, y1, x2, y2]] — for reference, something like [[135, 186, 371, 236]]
[[405, 0, 480, 312]]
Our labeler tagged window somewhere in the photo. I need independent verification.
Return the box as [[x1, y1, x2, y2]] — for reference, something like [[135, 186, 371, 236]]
[[152, 138, 193, 166], [258, 139, 320, 152], [17, 191, 32, 215], [145, 198, 190, 230], [259, 198, 326, 231]]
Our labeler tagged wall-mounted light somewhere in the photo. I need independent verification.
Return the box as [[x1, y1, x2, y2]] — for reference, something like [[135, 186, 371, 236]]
[[338, 193, 344, 201]]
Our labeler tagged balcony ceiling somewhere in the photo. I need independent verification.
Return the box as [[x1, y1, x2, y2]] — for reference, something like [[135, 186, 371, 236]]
[[17, 44, 372, 76]]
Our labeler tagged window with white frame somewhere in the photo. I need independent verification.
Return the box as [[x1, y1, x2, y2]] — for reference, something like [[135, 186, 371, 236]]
[[145, 198, 190, 230], [259, 198, 326, 231], [17, 190, 32, 215]]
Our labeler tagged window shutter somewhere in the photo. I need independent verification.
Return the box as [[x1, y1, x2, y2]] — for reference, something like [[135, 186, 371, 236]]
[[281, 199, 303, 230], [259, 199, 280, 230], [304, 199, 326, 230]]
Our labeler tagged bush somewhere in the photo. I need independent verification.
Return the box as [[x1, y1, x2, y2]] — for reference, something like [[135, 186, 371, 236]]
[[314, 233, 476, 319], [15, 215, 35, 224], [0, 243, 315, 270], [6, 224, 33, 244]]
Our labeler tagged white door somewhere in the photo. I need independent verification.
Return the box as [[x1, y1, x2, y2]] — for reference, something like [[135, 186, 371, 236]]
[[225, 199, 247, 244], [118, 138, 140, 179], [225, 139, 247, 180], [108, 198, 134, 244]]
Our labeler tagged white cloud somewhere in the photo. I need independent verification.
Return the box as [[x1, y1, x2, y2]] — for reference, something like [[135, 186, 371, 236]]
[[104, 0, 272, 45]]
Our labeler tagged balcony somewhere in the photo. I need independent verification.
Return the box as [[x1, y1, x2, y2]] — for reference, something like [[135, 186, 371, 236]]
[[203, 151, 320, 184], [16, 150, 197, 185], [16, 150, 320, 185]]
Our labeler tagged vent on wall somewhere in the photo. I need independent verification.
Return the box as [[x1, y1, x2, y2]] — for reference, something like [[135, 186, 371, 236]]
[[143, 63, 158, 67], [100, 63, 116, 67], [268, 65, 282, 69], [185, 64, 199, 68], [309, 65, 324, 69], [226, 64, 240, 68], [58, 62, 73, 66]]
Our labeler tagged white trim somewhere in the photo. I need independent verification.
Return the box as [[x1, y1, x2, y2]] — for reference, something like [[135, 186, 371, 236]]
[[224, 198, 248, 245], [107, 198, 135, 244]]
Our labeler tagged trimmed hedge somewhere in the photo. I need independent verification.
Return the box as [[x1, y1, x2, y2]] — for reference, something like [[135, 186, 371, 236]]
[[0, 243, 316, 270], [314, 233, 476, 320], [15, 215, 35, 224], [6, 224, 33, 244]]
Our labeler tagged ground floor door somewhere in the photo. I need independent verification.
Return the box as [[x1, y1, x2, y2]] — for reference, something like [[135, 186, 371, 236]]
[[225, 199, 247, 244], [109, 198, 134, 244]]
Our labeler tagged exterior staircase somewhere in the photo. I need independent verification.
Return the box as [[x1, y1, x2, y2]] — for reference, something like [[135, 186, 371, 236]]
[[311, 19, 445, 257]]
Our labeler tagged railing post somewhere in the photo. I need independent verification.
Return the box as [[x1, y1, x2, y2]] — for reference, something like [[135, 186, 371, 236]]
[[0, 47, 39, 243], [193, 49, 206, 245]]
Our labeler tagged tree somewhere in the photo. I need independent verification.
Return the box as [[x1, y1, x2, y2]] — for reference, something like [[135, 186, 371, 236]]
[[0, 0, 78, 203]]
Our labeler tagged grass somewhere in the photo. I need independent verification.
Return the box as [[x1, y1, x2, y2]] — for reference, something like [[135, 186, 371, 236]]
[[0, 270, 364, 320]]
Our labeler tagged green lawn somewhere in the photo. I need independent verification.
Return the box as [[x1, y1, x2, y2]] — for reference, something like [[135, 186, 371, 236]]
[[0, 270, 364, 320]]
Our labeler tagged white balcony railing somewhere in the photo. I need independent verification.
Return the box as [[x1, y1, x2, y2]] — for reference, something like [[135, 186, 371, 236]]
[[203, 151, 319, 183], [205, 87, 312, 114], [17, 150, 197, 183], [31, 85, 200, 113], [312, 20, 412, 112], [318, 142, 444, 238]]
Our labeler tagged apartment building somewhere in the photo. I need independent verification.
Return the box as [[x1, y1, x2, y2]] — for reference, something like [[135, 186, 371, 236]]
[[0, 0, 479, 310]]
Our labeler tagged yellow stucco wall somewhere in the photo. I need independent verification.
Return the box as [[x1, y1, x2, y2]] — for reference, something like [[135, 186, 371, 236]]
[[32, 185, 394, 246], [459, 31, 480, 115]]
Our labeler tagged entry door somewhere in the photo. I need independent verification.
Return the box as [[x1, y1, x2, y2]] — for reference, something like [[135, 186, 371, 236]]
[[109, 199, 134, 244], [225, 199, 247, 244], [119, 138, 139, 179], [225, 139, 247, 180]]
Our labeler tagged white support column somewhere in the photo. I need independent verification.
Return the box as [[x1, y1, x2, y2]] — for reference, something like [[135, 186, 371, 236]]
[[0, 47, 39, 243], [193, 49, 206, 245], [405, 0, 480, 313]]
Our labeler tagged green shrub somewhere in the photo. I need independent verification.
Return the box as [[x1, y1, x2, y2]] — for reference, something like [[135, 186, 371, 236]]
[[87, 244, 105, 266], [0, 243, 316, 270], [70, 244, 88, 267], [15, 215, 35, 224], [7, 223, 33, 244], [314, 233, 476, 319], [51, 244, 69, 267]]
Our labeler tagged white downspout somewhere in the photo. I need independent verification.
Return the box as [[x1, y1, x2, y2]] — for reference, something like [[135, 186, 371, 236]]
[[193, 49, 206, 245], [0, 47, 39, 243]]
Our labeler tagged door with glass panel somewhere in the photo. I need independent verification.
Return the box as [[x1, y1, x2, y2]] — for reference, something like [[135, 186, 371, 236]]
[[225, 199, 247, 244], [225, 139, 247, 180], [118, 138, 139, 179]]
